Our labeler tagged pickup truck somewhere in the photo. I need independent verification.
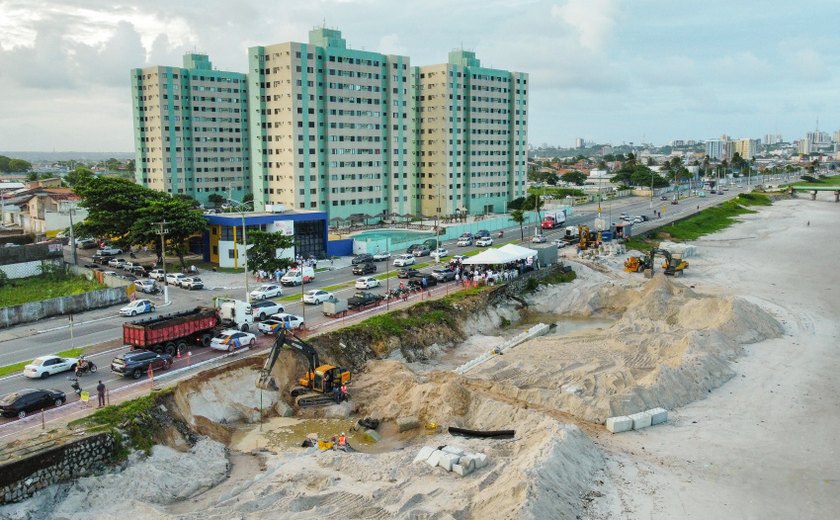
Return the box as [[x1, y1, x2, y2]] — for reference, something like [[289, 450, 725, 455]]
[[347, 291, 384, 310]]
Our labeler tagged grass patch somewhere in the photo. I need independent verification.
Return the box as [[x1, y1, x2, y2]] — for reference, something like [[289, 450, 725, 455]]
[[0, 271, 105, 307], [790, 173, 840, 187], [70, 388, 173, 459], [0, 347, 89, 378]]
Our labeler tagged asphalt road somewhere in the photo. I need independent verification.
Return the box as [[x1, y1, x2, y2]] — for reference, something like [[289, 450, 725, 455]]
[[0, 181, 773, 423]]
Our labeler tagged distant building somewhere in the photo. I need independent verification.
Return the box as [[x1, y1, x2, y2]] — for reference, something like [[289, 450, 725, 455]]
[[733, 138, 759, 159], [131, 54, 250, 206], [575, 138, 585, 149], [763, 134, 783, 146], [1, 187, 87, 237]]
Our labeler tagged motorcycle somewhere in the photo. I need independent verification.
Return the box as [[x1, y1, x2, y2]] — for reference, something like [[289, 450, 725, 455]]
[[75, 361, 98, 377], [497, 230, 504, 238], [68, 377, 82, 397]]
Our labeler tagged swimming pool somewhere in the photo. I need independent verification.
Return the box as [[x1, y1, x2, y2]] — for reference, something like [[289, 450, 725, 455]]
[[350, 229, 434, 243]]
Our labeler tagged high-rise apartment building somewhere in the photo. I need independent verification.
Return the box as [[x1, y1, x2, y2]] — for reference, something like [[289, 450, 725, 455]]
[[248, 28, 417, 219], [417, 50, 528, 217], [705, 138, 727, 161], [131, 54, 250, 205], [733, 138, 760, 159]]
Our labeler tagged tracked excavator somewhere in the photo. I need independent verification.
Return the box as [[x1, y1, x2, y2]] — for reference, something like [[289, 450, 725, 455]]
[[256, 330, 352, 407], [623, 248, 688, 276], [578, 225, 599, 250]]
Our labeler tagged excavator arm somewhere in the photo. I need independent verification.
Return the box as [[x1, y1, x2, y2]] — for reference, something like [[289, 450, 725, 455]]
[[255, 330, 321, 391]]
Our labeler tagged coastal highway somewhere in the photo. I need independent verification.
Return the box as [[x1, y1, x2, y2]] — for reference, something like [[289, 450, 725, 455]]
[[0, 184, 761, 422]]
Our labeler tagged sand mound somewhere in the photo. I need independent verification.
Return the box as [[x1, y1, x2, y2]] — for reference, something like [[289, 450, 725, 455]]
[[0, 439, 229, 520], [466, 275, 784, 422]]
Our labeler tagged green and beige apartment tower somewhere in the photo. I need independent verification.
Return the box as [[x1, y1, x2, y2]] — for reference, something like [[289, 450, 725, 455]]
[[131, 54, 250, 206], [418, 50, 528, 217], [248, 28, 417, 219]]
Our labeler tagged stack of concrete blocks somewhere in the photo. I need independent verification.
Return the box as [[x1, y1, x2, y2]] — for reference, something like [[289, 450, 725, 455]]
[[659, 241, 697, 258], [396, 416, 420, 432], [413, 445, 488, 477], [454, 323, 550, 375], [605, 407, 669, 433]]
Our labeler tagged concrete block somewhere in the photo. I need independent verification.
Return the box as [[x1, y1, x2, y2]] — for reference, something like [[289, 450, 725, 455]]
[[413, 446, 435, 464], [629, 411, 652, 430], [605, 416, 633, 433], [274, 401, 294, 417], [426, 450, 443, 468], [459, 456, 476, 472], [470, 453, 488, 469], [647, 407, 668, 425], [437, 452, 458, 472], [442, 445, 465, 456], [452, 463, 474, 476], [365, 429, 382, 443], [396, 416, 420, 432]]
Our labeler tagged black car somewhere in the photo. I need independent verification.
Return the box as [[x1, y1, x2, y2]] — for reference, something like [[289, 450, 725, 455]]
[[351, 254, 374, 265], [111, 349, 173, 380], [0, 388, 66, 419], [431, 267, 456, 282], [476, 229, 491, 238], [352, 262, 377, 275], [408, 275, 437, 288], [406, 244, 423, 254], [397, 267, 421, 279]]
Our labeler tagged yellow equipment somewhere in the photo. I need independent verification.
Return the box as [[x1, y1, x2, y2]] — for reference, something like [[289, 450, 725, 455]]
[[662, 252, 689, 276], [578, 225, 598, 250], [624, 256, 648, 272]]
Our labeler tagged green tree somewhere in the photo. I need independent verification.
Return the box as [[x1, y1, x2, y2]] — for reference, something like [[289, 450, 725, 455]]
[[64, 166, 95, 187], [242, 192, 254, 204], [74, 176, 167, 245], [26, 171, 38, 181], [246, 230, 295, 274], [561, 171, 587, 185], [207, 193, 226, 208], [8, 159, 32, 172], [129, 197, 208, 268], [507, 196, 526, 211], [509, 209, 526, 240]]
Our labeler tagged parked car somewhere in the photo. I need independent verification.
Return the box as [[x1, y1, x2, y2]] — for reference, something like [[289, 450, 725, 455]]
[[397, 268, 421, 279], [0, 389, 66, 419], [355, 276, 381, 289], [450, 255, 468, 264], [351, 254, 374, 265], [148, 269, 166, 281], [660, 195, 668, 201], [76, 238, 98, 249], [406, 244, 423, 254], [128, 265, 148, 276], [107, 258, 127, 268], [476, 229, 491, 238], [210, 329, 257, 351], [119, 299, 156, 317], [111, 349, 173, 379], [180, 277, 204, 290], [249, 284, 283, 300], [412, 246, 431, 257], [97, 246, 122, 256], [352, 262, 377, 275], [476, 237, 494, 247], [23, 355, 79, 379], [347, 291, 384, 309], [303, 289, 334, 305], [431, 248, 449, 260], [393, 254, 416, 267], [531, 234, 547, 244], [372, 251, 392, 262], [459, 232, 474, 240], [431, 268, 456, 282], [456, 237, 473, 246], [259, 313, 305, 333], [408, 275, 437, 289], [134, 279, 158, 294], [251, 300, 285, 320], [165, 273, 187, 286]]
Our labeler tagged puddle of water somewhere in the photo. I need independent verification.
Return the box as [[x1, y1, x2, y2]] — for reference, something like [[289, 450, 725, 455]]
[[520, 311, 616, 336]]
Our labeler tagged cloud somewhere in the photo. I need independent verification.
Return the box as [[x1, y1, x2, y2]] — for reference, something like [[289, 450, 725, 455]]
[[551, 0, 619, 53], [713, 51, 774, 83], [377, 34, 407, 56]]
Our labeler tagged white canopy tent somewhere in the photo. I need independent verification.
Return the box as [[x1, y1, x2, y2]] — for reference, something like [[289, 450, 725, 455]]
[[499, 243, 538, 260], [460, 248, 519, 265]]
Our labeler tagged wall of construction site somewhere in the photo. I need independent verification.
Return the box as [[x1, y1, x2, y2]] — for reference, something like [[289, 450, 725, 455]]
[[485, 262, 570, 307], [0, 285, 129, 328], [0, 432, 116, 505]]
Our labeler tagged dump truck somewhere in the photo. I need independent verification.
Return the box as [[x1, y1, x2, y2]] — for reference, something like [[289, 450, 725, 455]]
[[123, 307, 221, 357], [541, 210, 567, 230], [322, 297, 348, 318]]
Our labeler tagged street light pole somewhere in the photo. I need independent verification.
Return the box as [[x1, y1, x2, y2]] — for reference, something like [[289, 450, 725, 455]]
[[155, 220, 170, 304]]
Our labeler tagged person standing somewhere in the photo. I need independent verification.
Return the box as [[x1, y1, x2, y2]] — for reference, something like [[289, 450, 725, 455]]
[[340, 383, 348, 402], [333, 384, 341, 404], [96, 380, 106, 408]]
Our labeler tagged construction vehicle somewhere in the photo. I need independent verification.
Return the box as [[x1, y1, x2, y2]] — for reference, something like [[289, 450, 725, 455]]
[[123, 307, 221, 356], [212, 297, 254, 331], [256, 330, 352, 407], [623, 255, 652, 273], [624, 248, 688, 276], [660, 251, 689, 276], [577, 225, 599, 250]]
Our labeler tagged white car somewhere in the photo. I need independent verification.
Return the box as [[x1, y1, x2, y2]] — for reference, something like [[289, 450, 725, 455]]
[[209, 329, 257, 352], [108, 258, 126, 268], [372, 251, 392, 262], [476, 237, 494, 247], [393, 254, 416, 267], [531, 234, 547, 244], [431, 248, 449, 260], [355, 276, 381, 289], [451, 255, 468, 263], [23, 355, 79, 379], [250, 284, 283, 300], [456, 237, 473, 246], [633, 216, 644, 223], [165, 273, 186, 285], [148, 269, 166, 281], [251, 300, 285, 320], [119, 299, 156, 317], [259, 313, 305, 333], [303, 289, 334, 305], [98, 246, 122, 256], [134, 279, 158, 294]]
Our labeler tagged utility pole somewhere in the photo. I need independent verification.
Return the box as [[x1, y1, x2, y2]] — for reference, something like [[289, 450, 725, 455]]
[[155, 220, 170, 304], [60, 201, 78, 266]]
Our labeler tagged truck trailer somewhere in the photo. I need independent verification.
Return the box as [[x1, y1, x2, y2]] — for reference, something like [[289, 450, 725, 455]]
[[541, 210, 567, 230], [123, 307, 221, 356]]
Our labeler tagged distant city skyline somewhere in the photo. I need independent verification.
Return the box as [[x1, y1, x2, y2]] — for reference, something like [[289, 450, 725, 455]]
[[0, 0, 838, 151]]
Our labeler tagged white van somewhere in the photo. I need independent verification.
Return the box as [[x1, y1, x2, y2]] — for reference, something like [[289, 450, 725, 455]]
[[280, 266, 315, 286]]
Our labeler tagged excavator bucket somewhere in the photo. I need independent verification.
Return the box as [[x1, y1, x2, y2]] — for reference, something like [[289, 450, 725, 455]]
[[256, 371, 278, 391]]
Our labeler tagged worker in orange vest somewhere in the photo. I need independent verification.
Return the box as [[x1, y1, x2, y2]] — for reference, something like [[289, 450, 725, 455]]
[[338, 432, 347, 448]]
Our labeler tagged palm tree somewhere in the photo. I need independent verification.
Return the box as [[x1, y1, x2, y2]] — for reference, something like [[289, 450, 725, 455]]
[[509, 209, 526, 240]]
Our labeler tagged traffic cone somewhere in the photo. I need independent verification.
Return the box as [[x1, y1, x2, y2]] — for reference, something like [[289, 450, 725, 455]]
[[177, 349, 181, 359]]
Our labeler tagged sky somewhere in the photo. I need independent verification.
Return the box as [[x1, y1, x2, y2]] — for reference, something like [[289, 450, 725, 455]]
[[0, 0, 838, 152]]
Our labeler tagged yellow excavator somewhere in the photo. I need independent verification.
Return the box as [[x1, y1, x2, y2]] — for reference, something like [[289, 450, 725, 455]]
[[578, 225, 599, 250], [624, 248, 688, 276], [256, 330, 352, 407]]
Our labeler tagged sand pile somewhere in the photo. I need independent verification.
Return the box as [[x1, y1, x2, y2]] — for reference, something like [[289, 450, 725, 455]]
[[0, 439, 229, 520], [466, 273, 784, 422]]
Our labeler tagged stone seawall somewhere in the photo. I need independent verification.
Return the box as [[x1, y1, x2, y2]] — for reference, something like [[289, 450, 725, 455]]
[[0, 432, 116, 505], [0, 286, 128, 328]]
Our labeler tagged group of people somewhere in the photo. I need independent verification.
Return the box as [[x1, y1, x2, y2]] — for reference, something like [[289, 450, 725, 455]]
[[323, 371, 349, 404], [255, 268, 286, 283], [446, 257, 534, 287]]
